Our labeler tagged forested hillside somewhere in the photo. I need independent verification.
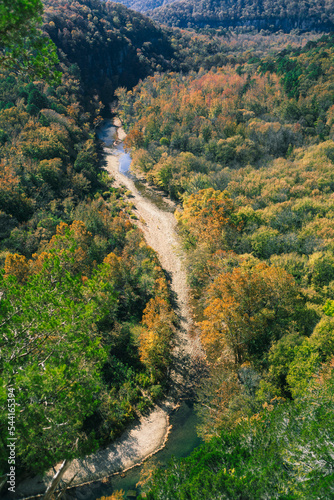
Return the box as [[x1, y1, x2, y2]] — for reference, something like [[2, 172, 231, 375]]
[[150, 0, 334, 31], [112, 0, 177, 14], [118, 34, 334, 498], [0, 0, 176, 480], [42, 0, 176, 104], [1, 0, 334, 497]]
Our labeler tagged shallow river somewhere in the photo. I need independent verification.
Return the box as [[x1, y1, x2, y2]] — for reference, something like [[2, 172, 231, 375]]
[[64, 121, 202, 499], [67, 401, 201, 499]]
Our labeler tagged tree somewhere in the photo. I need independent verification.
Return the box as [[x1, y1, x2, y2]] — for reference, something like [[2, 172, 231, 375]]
[[263, 332, 305, 397], [0, 0, 42, 45], [0, 259, 110, 474], [200, 262, 304, 366], [144, 376, 334, 500], [0, 0, 60, 83], [4, 253, 29, 282], [31, 220, 94, 277], [176, 188, 236, 251], [195, 363, 242, 440], [139, 278, 176, 381]]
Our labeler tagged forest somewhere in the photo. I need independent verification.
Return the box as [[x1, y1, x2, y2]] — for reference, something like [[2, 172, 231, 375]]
[[117, 33, 334, 499], [149, 0, 334, 31], [113, 0, 334, 32], [1, 0, 334, 498], [112, 0, 177, 14], [0, 0, 177, 480]]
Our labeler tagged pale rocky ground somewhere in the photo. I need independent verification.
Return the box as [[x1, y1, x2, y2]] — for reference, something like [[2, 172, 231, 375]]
[[17, 406, 171, 498], [16, 120, 202, 499]]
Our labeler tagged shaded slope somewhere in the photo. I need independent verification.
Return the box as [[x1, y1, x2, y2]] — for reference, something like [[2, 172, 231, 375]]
[[42, 0, 176, 103]]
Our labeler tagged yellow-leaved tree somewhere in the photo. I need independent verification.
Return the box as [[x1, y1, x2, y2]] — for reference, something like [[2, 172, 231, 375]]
[[176, 188, 237, 251], [200, 262, 305, 366], [139, 277, 176, 381]]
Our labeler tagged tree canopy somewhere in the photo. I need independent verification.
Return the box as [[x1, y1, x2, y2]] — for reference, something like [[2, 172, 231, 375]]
[[0, 0, 60, 82]]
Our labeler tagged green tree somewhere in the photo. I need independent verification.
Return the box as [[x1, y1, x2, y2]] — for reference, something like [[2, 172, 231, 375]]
[[0, 0, 60, 83], [144, 369, 334, 499], [0, 258, 112, 473]]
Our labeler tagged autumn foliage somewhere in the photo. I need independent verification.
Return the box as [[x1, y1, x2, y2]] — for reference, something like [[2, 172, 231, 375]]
[[139, 277, 176, 379], [176, 188, 236, 250], [4, 253, 29, 282], [200, 262, 302, 366]]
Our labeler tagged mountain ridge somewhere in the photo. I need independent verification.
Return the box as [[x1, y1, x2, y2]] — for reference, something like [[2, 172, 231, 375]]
[[111, 0, 177, 13], [113, 0, 334, 32]]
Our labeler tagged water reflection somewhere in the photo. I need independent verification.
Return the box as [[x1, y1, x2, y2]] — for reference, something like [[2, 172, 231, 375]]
[[98, 121, 133, 176], [97, 121, 175, 212], [97, 122, 117, 148]]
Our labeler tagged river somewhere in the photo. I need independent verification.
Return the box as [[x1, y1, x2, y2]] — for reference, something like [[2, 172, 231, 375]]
[[11, 122, 203, 500], [66, 401, 201, 499], [63, 120, 203, 499]]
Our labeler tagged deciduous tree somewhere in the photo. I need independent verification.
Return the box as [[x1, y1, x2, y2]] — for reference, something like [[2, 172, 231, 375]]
[[200, 262, 304, 366]]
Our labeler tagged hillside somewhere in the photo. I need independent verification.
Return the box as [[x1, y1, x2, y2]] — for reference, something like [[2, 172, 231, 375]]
[[117, 33, 334, 498], [1, 0, 334, 498], [42, 0, 176, 104], [112, 0, 177, 13], [0, 0, 178, 483], [150, 0, 334, 31]]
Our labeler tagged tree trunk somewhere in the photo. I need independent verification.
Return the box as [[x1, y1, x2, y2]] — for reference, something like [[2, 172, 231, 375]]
[[42, 460, 70, 500]]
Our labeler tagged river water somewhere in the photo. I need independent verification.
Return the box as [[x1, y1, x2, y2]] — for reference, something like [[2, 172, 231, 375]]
[[66, 401, 201, 499], [63, 121, 202, 499], [98, 123, 132, 175], [98, 121, 175, 212]]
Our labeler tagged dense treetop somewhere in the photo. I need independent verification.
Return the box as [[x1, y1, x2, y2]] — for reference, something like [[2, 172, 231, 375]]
[[149, 0, 334, 31], [112, 0, 177, 13], [0, 0, 60, 82], [1, 0, 334, 496]]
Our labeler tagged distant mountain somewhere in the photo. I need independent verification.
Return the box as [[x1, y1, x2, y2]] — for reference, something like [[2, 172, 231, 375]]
[[111, 0, 177, 13], [149, 0, 334, 31]]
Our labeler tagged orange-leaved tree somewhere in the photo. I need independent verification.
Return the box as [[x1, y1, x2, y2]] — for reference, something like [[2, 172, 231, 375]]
[[4, 253, 29, 282], [200, 262, 305, 366]]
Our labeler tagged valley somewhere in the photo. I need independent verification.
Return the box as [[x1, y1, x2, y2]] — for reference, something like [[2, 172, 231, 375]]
[[1, 0, 334, 499]]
